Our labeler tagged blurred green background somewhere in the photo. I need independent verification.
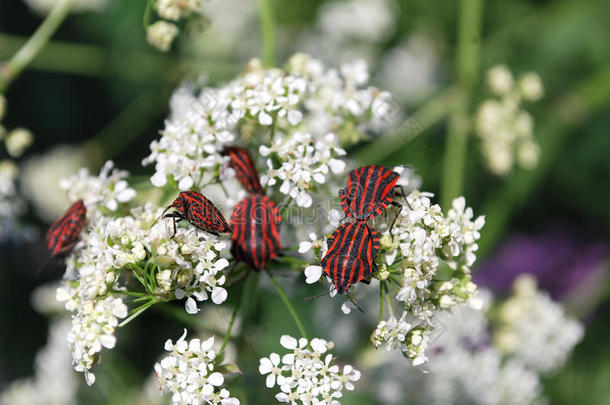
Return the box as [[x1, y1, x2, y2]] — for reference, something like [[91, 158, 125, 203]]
[[1, 0, 609, 403]]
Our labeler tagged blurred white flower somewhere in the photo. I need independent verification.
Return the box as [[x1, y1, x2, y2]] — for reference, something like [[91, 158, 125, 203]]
[[5, 128, 33, 157], [493, 274, 584, 373], [477, 65, 544, 175], [0, 320, 78, 405], [147, 21, 180, 52], [22, 0, 108, 15], [20, 144, 90, 221]]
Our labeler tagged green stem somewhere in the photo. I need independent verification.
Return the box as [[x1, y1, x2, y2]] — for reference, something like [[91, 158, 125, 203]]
[[378, 283, 385, 322], [267, 271, 308, 340], [0, 0, 76, 93], [220, 302, 241, 354], [258, 0, 276, 67], [440, 0, 484, 208], [384, 283, 395, 318], [119, 298, 158, 327], [352, 88, 461, 163]]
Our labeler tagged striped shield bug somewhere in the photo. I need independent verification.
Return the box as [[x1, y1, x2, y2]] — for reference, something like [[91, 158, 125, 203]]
[[46, 199, 87, 256], [230, 194, 282, 271], [222, 146, 264, 194], [338, 165, 403, 230], [320, 222, 380, 294], [154, 191, 231, 237]]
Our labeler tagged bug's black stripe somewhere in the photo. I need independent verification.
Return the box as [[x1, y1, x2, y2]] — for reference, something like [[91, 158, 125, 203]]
[[337, 222, 361, 292]]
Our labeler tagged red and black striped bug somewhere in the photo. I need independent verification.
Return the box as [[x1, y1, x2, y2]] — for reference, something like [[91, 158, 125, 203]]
[[153, 191, 231, 237], [338, 165, 403, 230], [46, 199, 87, 256], [230, 194, 282, 271], [221, 146, 264, 194], [320, 221, 380, 294]]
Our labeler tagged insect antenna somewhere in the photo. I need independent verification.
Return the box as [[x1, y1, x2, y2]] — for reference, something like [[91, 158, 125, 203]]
[[346, 292, 365, 313], [151, 205, 174, 228], [304, 284, 337, 301]]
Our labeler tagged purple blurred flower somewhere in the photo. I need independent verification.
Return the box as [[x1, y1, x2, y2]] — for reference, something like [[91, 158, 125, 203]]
[[475, 227, 608, 299]]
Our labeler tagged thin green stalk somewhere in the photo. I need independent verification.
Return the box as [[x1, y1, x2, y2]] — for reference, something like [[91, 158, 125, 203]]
[[352, 88, 461, 163], [258, 0, 276, 67], [0, 0, 76, 93], [119, 298, 158, 327], [384, 283, 395, 318], [267, 271, 308, 340], [220, 302, 240, 354], [440, 0, 484, 208], [378, 283, 385, 322]]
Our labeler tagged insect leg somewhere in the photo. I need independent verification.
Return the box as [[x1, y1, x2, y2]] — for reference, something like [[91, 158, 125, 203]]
[[388, 201, 403, 234]]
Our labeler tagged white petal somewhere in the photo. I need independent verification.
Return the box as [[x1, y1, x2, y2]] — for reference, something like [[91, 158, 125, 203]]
[[287, 110, 303, 125], [329, 159, 346, 174], [298, 241, 313, 253], [185, 297, 200, 314], [178, 176, 194, 190], [259, 111, 273, 125], [208, 372, 224, 386], [259, 357, 273, 374], [211, 287, 228, 304], [296, 190, 312, 207], [280, 335, 297, 350], [151, 171, 167, 187], [266, 374, 276, 388], [341, 302, 352, 314], [304, 266, 323, 284]]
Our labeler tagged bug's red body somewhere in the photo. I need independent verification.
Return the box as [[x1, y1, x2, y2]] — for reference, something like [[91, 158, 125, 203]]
[[320, 222, 379, 294], [222, 146, 263, 194], [46, 200, 87, 256], [230, 195, 282, 271], [339, 165, 400, 221], [160, 191, 231, 236]]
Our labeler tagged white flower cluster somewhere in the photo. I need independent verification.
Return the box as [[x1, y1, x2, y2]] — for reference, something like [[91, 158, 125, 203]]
[[287, 54, 395, 137], [64, 296, 128, 386], [147, 0, 205, 52], [260, 132, 346, 207], [370, 312, 428, 366], [59, 160, 136, 214], [0, 321, 78, 405], [372, 282, 583, 405], [154, 330, 240, 405], [299, 0, 396, 65], [20, 144, 89, 221], [0, 160, 23, 239], [58, 203, 230, 315], [493, 274, 584, 373], [259, 335, 360, 404], [0, 96, 34, 240], [387, 194, 485, 321], [145, 55, 392, 208], [476, 65, 544, 176]]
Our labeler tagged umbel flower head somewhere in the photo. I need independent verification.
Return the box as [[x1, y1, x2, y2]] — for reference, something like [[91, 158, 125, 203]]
[[155, 329, 240, 405], [259, 335, 360, 404], [143, 53, 392, 208], [476, 65, 544, 176]]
